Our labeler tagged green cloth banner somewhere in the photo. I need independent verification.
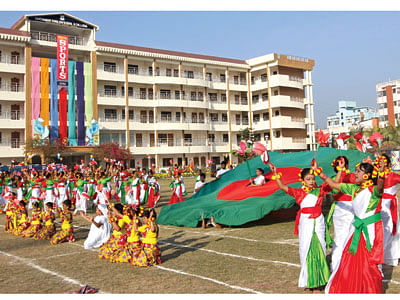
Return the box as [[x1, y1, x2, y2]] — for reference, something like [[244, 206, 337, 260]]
[[157, 148, 372, 227], [84, 62, 93, 126], [68, 61, 77, 146]]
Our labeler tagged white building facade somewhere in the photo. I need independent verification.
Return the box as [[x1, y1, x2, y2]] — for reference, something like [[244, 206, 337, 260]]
[[0, 12, 316, 168]]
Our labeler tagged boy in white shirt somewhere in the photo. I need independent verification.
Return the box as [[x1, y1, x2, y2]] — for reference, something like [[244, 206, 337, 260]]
[[194, 173, 206, 194]]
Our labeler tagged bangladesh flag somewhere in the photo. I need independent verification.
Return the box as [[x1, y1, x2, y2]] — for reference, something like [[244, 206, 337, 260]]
[[157, 148, 371, 227]]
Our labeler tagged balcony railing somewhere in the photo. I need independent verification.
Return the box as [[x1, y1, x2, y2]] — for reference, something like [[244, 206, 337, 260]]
[[289, 76, 303, 82], [0, 111, 24, 120], [31, 31, 86, 45], [0, 138, 22, 148], [292, 137, 306, 143], [0, 54, 24, 65], [99, 115, 122, 122], [230, 78, 247, 85], [291, 117, 305, 122], [290, 96, 304, 103], [0, 83, 24, 93]]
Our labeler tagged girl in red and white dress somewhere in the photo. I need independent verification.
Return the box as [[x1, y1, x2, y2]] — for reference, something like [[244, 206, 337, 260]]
[[318, 161, 385, 294], [147, 170, 160, 208], [272, 164, 331, 293], [168, 171, 186, 205], [375, 154, 400, 267]]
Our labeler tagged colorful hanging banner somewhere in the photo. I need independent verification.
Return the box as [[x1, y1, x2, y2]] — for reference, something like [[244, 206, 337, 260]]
[[84, 62, 93, 126], [392, 151, 400, 171], [76, 62, 85, 146], [59, 88, 68, 144], [68, 61, 77, 146], [50, 59, 59, 142], [57, 35, 68, 86], [31, 57, 41, 124], [40, 58, 50, 127]]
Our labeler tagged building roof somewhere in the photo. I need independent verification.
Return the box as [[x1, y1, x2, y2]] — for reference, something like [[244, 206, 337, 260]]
[[0, 27, 30, 37], [11, 12, 99, 30], [95, 41, 248, 65]]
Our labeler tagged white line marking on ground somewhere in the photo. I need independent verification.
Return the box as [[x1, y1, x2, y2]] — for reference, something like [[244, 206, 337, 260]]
[[155, 265, 262, 294], [0, 249, 85, 287], [69, 242, 263, 293], [159, 240, 300, 268], [32, 251, 83, 261]]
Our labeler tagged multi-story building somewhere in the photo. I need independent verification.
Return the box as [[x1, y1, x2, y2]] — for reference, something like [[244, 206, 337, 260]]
[[376, 79, 400, 127], [0, 12, 316, 168], [326, 100, 378, 134]]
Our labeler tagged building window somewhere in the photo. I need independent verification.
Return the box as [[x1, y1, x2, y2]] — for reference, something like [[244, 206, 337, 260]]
[[163, 158, 173, 167], [275, 110, 280, 116], [0, 50, 2, 63], [199, 112, 204, 123], [149, 110, 154, 123], [174, 69, 179, 77], [140, 111, 147, 123], [136, 133, 142, 147], [156, 67, 160, 76], [166, 68, 172, 77], [0, 104, 2, 116], [161, 111, 172, 121], [221, 94, 227, 102], [274, 130, 281, 138], [104, 109, 117, 120], [208, 93, 217, 102], [206, 73, 212, 81], [210, 113, 219, 122], [254, 134, 261, 141], [121, 109, 125, 120], [223, 134, 229, 143], [273, 71, 278, 75], [220, 74, 226, 83], [235, 95, 240, 104], [11, 78, 20, 92], [184, 70, 194, 79], [0, 132, 2, 143], [128, 64, 138, 75], [11, 51, 20, 64], [262, 93, 268, 101], [129, 110, 134, 120], [184, 134, 192, 145], [234, 76, 239, 84], [261, 74, 267, 82], [222, 113, 228, 122], [198, 92, 203, 101], [148, 67, 153, 76], [263, 113, 269, 121], [104, 85, 117, 97], [176, 112, 181, 121], [0, 77, 2, 89], [252, 95, 259, 104], [208, 134, 215, 143], [251, 76, 255, 85], [11, 132, 20, 148], [139, 88, 146, 99], [104, 62, 116, 73], [191, 92, 197, 101], [253, 114, 260, 122], [160, 90, 171, 99]]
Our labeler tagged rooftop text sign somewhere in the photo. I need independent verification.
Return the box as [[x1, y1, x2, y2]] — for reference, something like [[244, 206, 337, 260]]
[[57, 35, 68, 86], [32, 15, 91, 29]]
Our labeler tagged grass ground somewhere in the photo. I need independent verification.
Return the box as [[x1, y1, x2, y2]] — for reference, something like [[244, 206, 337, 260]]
[[1, 177, 400, 293]]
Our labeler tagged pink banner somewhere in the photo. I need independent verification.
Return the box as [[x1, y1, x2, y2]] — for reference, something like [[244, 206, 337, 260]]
[[31, 57, 41, 121]]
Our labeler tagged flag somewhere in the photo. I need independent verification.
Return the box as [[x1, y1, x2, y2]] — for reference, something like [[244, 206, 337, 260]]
[[157, 148, 371, 227], [336, 133, 350, 149]]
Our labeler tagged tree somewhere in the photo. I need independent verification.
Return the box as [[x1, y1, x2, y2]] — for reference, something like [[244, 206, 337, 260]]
[[92, 142, 133, 163], [24, 137, 66, 164], [239, 127, 254, 143]]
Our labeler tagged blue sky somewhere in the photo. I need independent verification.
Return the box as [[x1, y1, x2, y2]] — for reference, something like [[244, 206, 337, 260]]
[[1, 11, 399, 128]]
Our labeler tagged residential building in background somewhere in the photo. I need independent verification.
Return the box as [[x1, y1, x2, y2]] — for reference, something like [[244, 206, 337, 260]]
[[0, 12, 316, 167], [376, 79, 400, 127], [326, 100, 378, 134]]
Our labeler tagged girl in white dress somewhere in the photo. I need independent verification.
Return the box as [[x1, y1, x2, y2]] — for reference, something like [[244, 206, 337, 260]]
[[81, 204, 112, 249]]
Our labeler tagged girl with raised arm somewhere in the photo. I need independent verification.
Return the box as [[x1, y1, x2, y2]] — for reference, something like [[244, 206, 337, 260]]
[[271, 163, 331, 293], [315, 160, 385, 294]]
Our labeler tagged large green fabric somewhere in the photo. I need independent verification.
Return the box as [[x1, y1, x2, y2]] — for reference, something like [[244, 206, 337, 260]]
[[306, 230, 331, 288], [157, 148, 371, 227]]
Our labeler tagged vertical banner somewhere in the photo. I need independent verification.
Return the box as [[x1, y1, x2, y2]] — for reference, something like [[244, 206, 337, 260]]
[[68, 61, 77, 146], [76, 62, 85, 146], [59, 88, 68, 142], [50, 59, 59, 142], [40, 58, 50, 127], [57, 35, 69, 85], [84, 62, 93, 126], [31, 57, 41, 121]]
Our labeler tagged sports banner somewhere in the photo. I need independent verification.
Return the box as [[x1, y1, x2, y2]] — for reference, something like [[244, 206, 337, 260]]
[[57, 35, 68, 86]]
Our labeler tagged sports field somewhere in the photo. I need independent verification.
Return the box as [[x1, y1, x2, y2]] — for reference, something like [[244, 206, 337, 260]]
[[1, 177, 400, 294]]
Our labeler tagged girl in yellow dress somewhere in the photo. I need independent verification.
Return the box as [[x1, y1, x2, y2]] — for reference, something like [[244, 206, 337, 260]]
[[4, 194, 17, 233], [35, 202, 56, 240], [14, 200, 30, 236], [131, 208, 162, 267], [98, 203, 130, 260], [22, 202, 42, 238], [110, 206, 143, 263], [50, 200, 76, 245]]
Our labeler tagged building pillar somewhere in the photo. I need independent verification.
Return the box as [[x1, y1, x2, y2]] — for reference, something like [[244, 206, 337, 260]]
[[386, 85, 396, 126], [91, 51, 98, 120], [226, 69, 232, 161], [153, 59, 158, 154], [25, 46, 32, 147], [247, 69, 253, 130], [266, 64, 273, 151], [124, 55, 129, 149]]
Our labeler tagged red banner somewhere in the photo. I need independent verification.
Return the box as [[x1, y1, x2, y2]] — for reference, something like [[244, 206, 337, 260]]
[[57, 35, 68, 81]]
